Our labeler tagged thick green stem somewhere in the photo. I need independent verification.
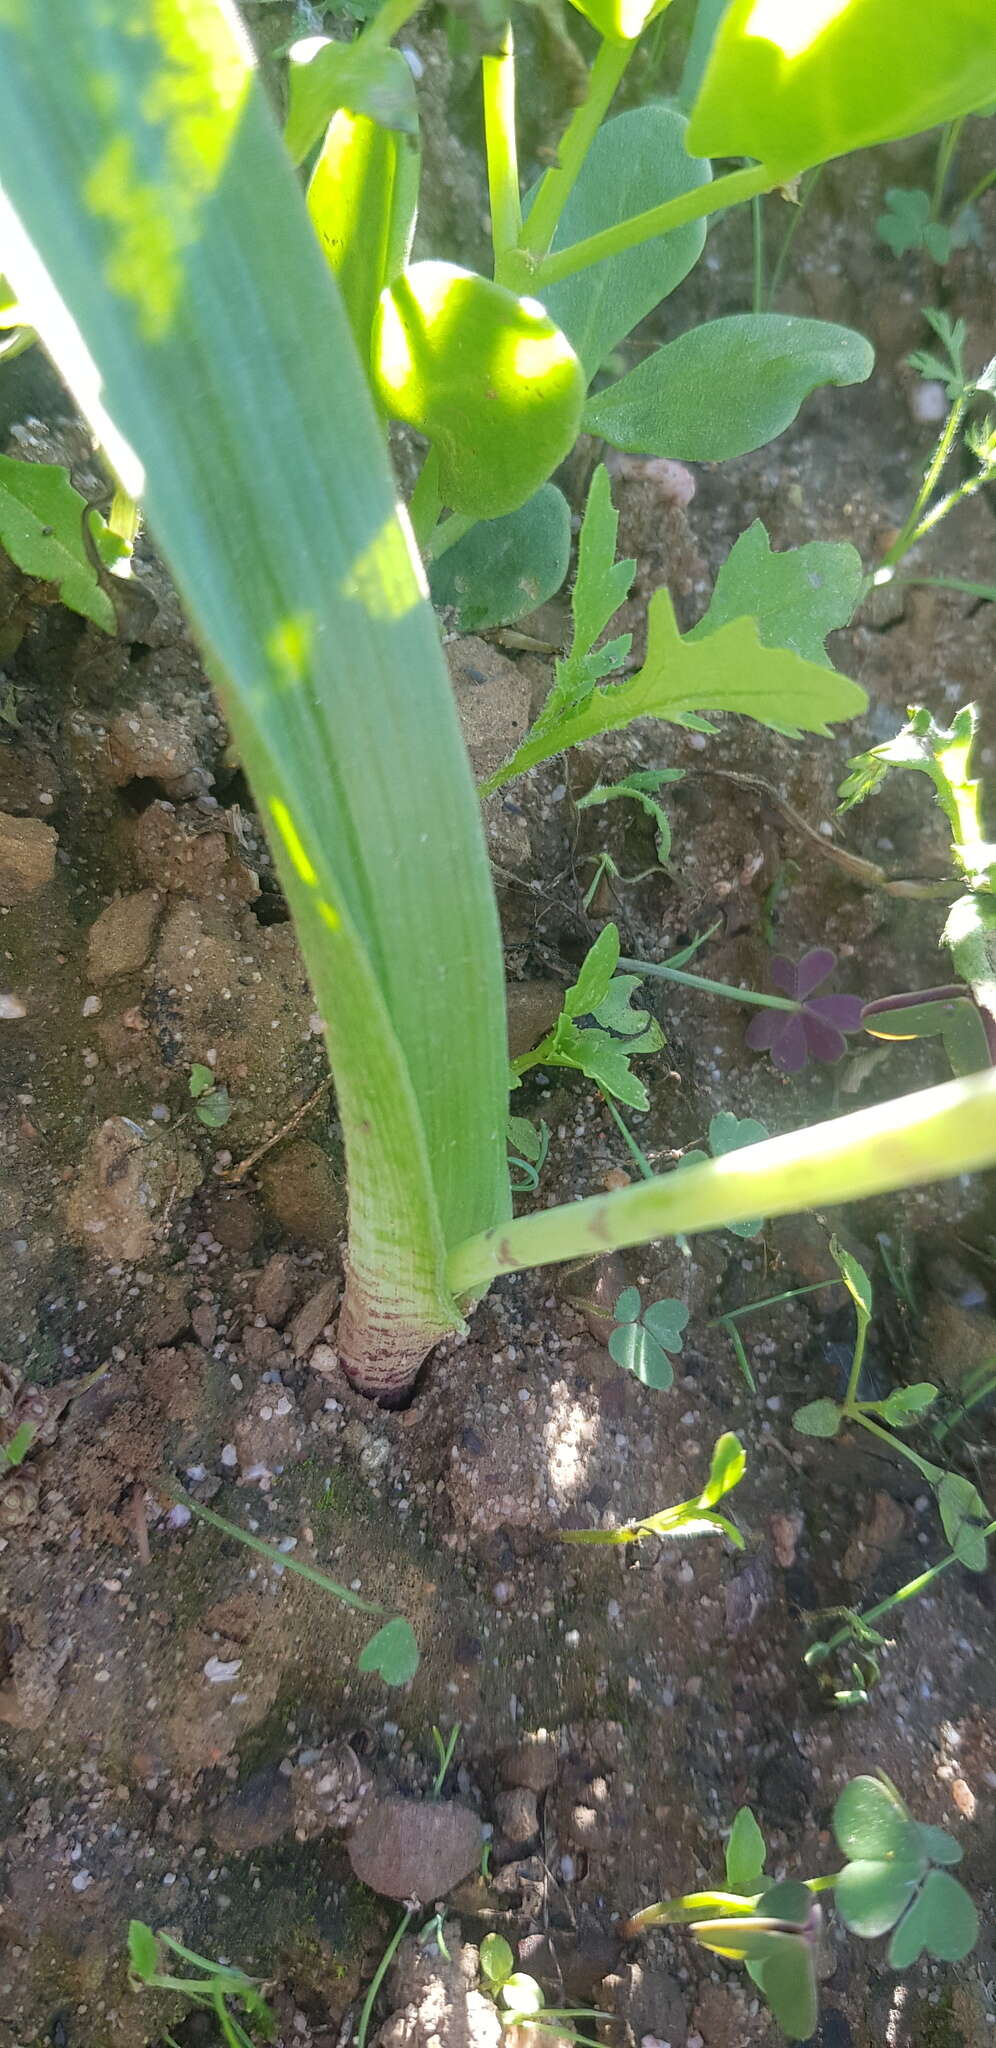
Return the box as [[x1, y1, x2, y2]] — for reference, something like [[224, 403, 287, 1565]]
[[618, 954, 799, 1011], [447, 1069, 996, 1297], [361, 0, 424, 54], [483, 23, 522, 276], [510, 161, 775, 291], [518, 35, 635, 260]]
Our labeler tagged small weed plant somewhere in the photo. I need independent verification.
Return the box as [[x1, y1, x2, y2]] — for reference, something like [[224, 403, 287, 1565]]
[[127, 1920, 276, 2048]]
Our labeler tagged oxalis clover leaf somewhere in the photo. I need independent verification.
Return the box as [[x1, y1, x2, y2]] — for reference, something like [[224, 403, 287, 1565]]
[[832, 1776, 977, 1968], [676, 1109, 769, 1239], [609, 1286, 687, 1391]]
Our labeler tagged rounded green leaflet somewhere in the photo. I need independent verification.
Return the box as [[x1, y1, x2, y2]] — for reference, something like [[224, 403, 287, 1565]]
[[835, 1857, 921, 1939], [726, 1806, 766, 1890], [685, 0, 996, 180], [608, 1319, 675, 1390], [793, 1399, 842, 1438], [538, 105, 711, 380], [887, 1868, 979, 1968], [641, 1298, 688, 1349], [582, 315, 874, 462], [480, 1934, 514, 1988], [613, 1286, 643, 1323], [374, 263, 585, 519], [357, 1617, 420, 1686], [832, 1776, 924, 1865], [429, 485, 571, 630]]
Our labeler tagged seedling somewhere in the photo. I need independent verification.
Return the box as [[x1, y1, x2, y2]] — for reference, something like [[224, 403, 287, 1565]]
[[189, 1061, 233, 1130], [806, 1505, 996, 1700], [511, 924, 664, 1113], [127, 1920, 275, 2048], [561, 1429, 746, 1548], [792, 1238, 991, 1575], [171, 1491, 420, 1686], [6, 3, 996, 1405], [507, 1114, 550, 1193], [576, 767, 681, 867], [622, 1775, 978, 2041], [874, 325, 996, 588], [606, 1286, 687, 1391], [876, 115, 995, 262], [355, 1725, 462, 2048], [479, 1931, 606, 2048]]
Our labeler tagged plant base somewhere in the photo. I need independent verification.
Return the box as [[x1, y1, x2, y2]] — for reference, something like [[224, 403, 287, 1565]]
[[336, 1273, 455, 1405]]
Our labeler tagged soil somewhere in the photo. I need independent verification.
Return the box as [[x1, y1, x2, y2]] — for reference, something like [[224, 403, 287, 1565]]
[[2, 16, 996, 2048]]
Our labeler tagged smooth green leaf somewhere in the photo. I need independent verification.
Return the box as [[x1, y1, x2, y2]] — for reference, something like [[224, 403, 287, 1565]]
[[833, 1776, 923, 1864], [583, 316, 873, 462], [128, 1920, 159, 1982], [308, 109, 419, 359], [566, 925, 621, 1018], [700, 1432, 747, 1506], [862, 993, 993, 1080], [0, 0, 513, 1366], [689, 521, 864, 664], [937, 1471, 990, 1571], [835, 1857, 921, 1937], [877, 1383, 938, 1426], [374, 262, 585, 519], [793, 1399, 843, 1437], [887, 1868, 979, 1968], [195, 1084, 232, 1129], [686, 0, 996, 180], [189, 1063, 215, 1098], [608, 1320, 675, 1390], [830, 1235, 873, 1322], [429, 485, 571, 630], [357, 1616, 420, 1685], [642, 1297, 689, 1348], [539, 106, 710, 379], [0, 453, 116, 631], [508, 1114, 545, 1164], [613, 1286, 642, 1324], [726, 1808, 766, 1891], [480, 1934, 515, 1989], [501, 1973, 544, 2016], [286, 39, 417, 163]]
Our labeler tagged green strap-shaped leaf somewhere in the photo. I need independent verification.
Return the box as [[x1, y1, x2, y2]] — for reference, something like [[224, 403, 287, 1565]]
[[686, 0, 996, 180], [538, 105, 711, 379], [0, 0, 511, 1381]]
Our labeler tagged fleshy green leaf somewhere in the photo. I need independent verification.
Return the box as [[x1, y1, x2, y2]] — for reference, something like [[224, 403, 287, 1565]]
[[936, 1471, 990, 1571], [357, 1616, 420, 1685], [128, 1920, 160, 1982], [480, 1933, 514, 1988], [689, 521, 864, 664], [285, 39, 417, 163], [583, 316, 874, 462], [833, 1776, 923, 1864], [539, 106, 710, 378], [793, 1399, 843, 1437], [374, 262, 585, 519], [0, 453, 116, 631], [887, 1868, 979, 1968], [835, 1857, 921, 1937], [830, 1235, 873, 1322], [726, 1808, 766, 1892], [613, 1286, 642, 1324], [429, 485, 571, 630], [608, 1319, 675, 1390], [686, 0, 996, 180]]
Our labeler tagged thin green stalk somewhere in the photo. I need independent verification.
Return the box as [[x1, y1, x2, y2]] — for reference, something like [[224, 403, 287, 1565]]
[[357, 1910, 413, 2048], [766, 167, 821, 309], [850, 1409, 942, 1485], [931, 116, 965, 219], [813, 1520, 996, 1662], [602, 1091, 655, 1179], [617, 955, 799, 1011], [425, 510, 474, 561], [447, 1069, 996, 1297], [518, 34, 635, 260], [842, 1307, 869, 1411], [879, 386, 971, 570], [482, 23, 522, 276], [959, 159, 996, 211], [891, 573, 996, 602], [750, 191, 765, 313], [361, 0, 424, 54], [711, 1279, 840, 1327], [515, 162, 775, 291]]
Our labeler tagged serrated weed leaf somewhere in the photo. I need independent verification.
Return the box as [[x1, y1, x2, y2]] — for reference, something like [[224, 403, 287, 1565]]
[[887, 1869, 979, 1969], [726, 1807, 766, 1891], [830, 1235, 873, 1322], [565, 923, 620, 1019], [690, 521, 863, 665], [563, 466, 634, 699], [357, 1616, 420, 1685], [876, 1383, 938, 1427]]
